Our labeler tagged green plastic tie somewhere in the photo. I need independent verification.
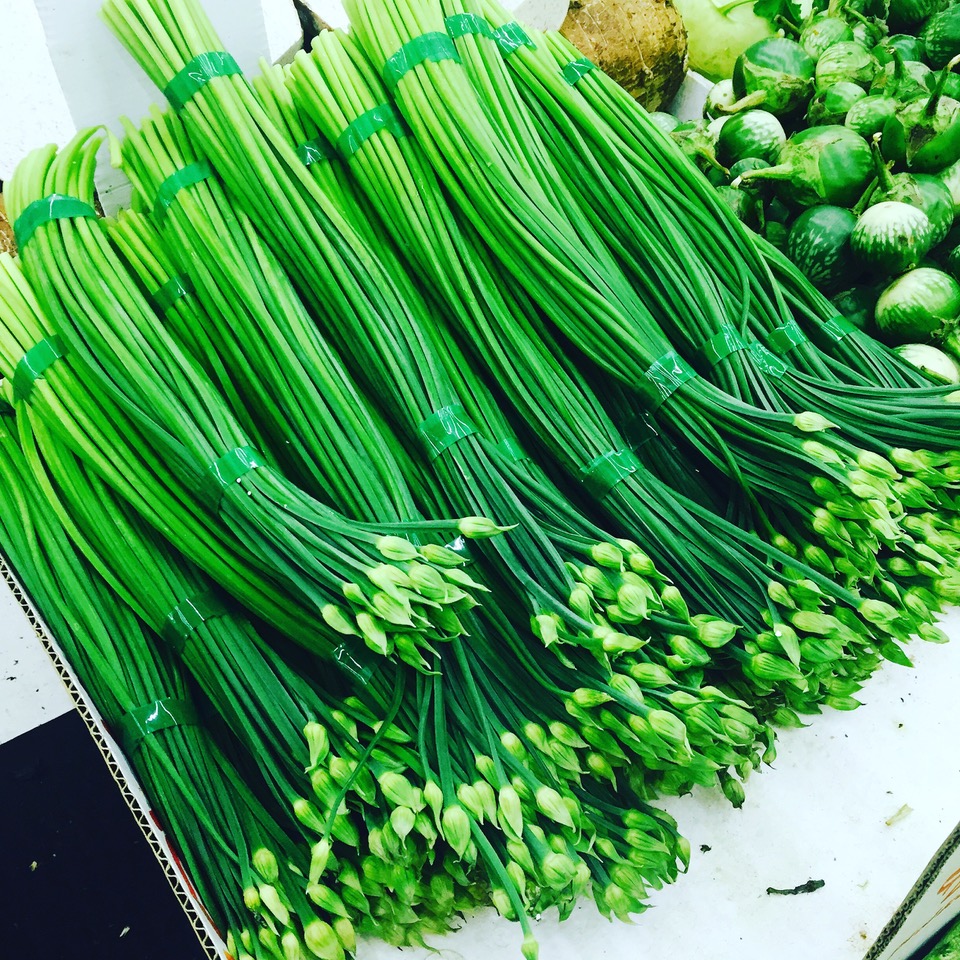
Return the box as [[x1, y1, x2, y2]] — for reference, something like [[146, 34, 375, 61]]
[[200, 446, 264, 507], [13, 195, 96, 249], [383, 33, 460, 88], [580, 449, 641, 499], [338, 104, 408, 157], [13, 336, 65, 402], [154, 161, 213, 219], [493, 21, 535, 55], [562, 58, 596, 85], [747, 341, 787, 378], [624, 410, 660, 450], [445, 12, 494, 38], [418, 404, 478, 460], [496, 437, 528, 462], [117, 697, 199, 753], [644, 351, 698, 409], [296, 135, 334, 166], [150, 273, 195, 314], [766, 320, 808, 355], [332, 643, 379, 685], [702, 323, 748, 366], [820, 315, 857, 342], [160, 590, 229, 653], [164, 52, 241, 110]]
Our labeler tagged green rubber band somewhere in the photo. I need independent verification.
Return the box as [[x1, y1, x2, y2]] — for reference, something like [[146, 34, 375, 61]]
[[117, 697, 199, 753], [160, 589, 229, 653], [418, 404, 478, 460], [199, 446, 264, 507], [624, 410, 660, 450], [154, 161, 213, 219], [562, 58, 596, 85], [766, 320, 808, 355], [747, 341, 787, 378], [496, 437, 528, 462], [580, 449, 641, 499], [296, 135, 334, 166], [13, 195, 96, 249], [644, 351, 698, 409], [820, 315, 857, 342], [493, 21, 535, 55], [383, 33, 460, 88], [702, 324, 748, 366], [445, 12, 494, 38], [332, 643, 378, 685], [150, 273, 195, 314], [337, 104, 407, 157], [164, 52, 242, 110], [13, 336, 65, 402]]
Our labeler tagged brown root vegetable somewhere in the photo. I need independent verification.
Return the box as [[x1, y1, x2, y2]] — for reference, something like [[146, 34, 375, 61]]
[[0, 195, 14, 256], [559, 0, 688, 110]]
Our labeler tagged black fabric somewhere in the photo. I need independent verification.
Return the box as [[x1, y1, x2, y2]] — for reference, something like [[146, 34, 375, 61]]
[[0, 710, 207, 959]]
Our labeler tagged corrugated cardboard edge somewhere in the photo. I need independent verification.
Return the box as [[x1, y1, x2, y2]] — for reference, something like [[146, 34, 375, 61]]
[[864, 822, 960, 960], [0, 554, 226, 960]]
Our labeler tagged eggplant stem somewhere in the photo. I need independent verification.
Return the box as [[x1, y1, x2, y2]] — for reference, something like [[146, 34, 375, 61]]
[[719, 89, 768, 114]]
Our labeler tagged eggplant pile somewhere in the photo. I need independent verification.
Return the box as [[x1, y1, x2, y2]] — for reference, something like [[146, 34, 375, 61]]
[[660, 0, 960, 382]]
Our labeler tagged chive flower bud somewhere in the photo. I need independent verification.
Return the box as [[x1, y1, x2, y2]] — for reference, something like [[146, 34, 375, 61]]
[[333, 918, 356, 954], [590, 542, 624, 569], [303, 919, 345, 960], [242, 886, 260, 911], [522, 933, 540, 960], [506, 860, 527, 898], [441, 806, 473, 857], [535, 786, 575, 828], [500, 731, 529, 759], [792, 411, 836, 432], [749, 653, 804, 682], [414, 810, 438, 843], [293, 797, 326, 833], [541, 852, 579, 889], [304, 722, 329, 769], [568, 584, 594, 620], [507, 838, 535, 874], [320, 604, 358, 636], [259, 884, 290, 926], [491, 888, 516, 919], [473, 780, 497, 822], [648, 710, 689, 745], [532, 613, 561, 647], [418, 543, 466, 567], [309, 839, 331, 884], [668, 635, 711, 665], [693, 615, 738, 647], [375, 535, 420, 561], [456, 783, 485, 821], [660, 585, 690, 620], [457, 516, 516, 539], [282, 932, 304, 960], [616, 583, 651, 620], [252, 847, 279, 884], [498, 785, 525, 838], [720, 774, 746, 808], [627, 662, 674, 687], [390, 805, 416, 840], [857, 450, 899, 479], [379, 771, 420, 809], [626, 548, 657, 576], [858, 598, 901, 626]]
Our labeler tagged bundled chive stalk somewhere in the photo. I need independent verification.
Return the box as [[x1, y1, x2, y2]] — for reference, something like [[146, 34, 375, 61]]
[[12, 405, 461, 956], [112, 107, 422, 526], [102, 0, 683, 667], [338, 0, 946, 602], [480, 5, 960, 475], [0, 252, 322, 641], [5, 250, 690, 951], [5, 131, 495, 669], [250, 50, 785, 796], [514, 7, 951, 399], [283, 28, 929, 722], [0, 419, 317, 960]]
